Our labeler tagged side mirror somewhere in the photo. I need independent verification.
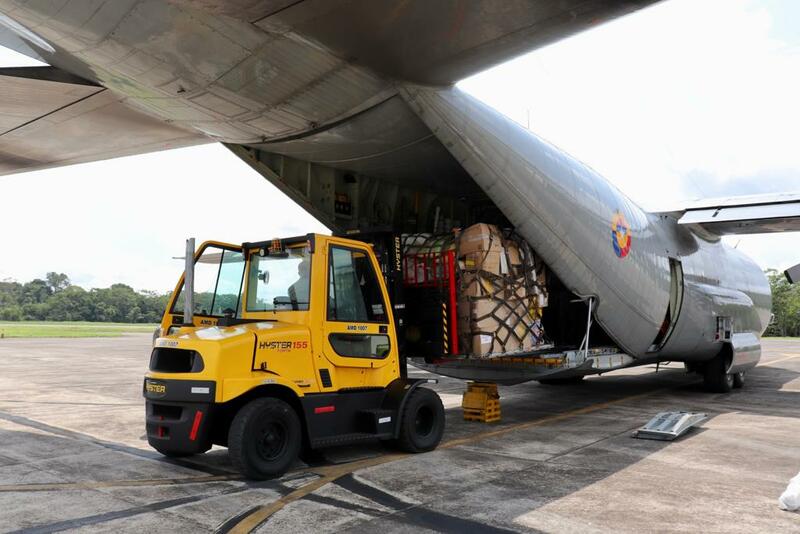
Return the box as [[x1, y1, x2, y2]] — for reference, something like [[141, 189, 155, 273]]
[[258, 270, 270, 284]]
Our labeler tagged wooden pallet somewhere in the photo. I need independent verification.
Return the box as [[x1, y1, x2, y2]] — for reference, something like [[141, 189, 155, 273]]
[[462, 382, 501, 423], [463, 403, 501, 422]]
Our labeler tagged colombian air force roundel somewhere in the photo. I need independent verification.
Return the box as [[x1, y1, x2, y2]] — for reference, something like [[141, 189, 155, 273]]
[[611, 211, 632, 258]]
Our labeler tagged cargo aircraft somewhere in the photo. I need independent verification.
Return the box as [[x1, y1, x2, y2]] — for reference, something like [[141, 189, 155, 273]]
[[1, 1, 798, 392]]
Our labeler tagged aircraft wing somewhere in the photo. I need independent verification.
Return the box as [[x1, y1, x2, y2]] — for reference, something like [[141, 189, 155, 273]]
[[672, 192, 800, 235], [0, 66, 207, 177], [174, 0, 660, 85]]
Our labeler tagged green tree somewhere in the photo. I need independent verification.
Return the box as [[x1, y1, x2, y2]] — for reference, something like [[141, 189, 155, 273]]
[[0, 305, 22, 321], [765, 269, 800, 337], [45, 286, 92, 321], [21, 279, 52, 305], [45, 272, 70, 293], [0, 275, 170, 324]]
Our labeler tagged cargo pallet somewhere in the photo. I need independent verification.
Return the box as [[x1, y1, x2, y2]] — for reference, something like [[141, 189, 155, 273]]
[[462, 382, 501, 423]]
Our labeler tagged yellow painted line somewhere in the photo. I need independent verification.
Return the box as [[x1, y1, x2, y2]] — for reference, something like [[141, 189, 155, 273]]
[[226, 454, 405, 534], [759, 354, 800, 367], [225, 387, 669, 533], [0, 474, 241, 493]]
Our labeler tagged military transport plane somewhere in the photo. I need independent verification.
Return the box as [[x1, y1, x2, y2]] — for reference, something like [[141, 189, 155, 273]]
[[1, 1, 798, 392]]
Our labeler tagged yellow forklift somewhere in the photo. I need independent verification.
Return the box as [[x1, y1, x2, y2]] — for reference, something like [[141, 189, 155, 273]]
[[144, 233, 444, 479]]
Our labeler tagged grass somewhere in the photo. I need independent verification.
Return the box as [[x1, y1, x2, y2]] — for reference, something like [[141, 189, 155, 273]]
[[0, 321, 157, 339]]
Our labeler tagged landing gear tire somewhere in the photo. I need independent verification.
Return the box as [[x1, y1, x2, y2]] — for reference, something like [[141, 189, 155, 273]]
[[537, 376, 585, 386], [733, 371, 745, 389], [703, 354, 734, 393], [228, 398, 301, 480], [395, 387, 445, 453]]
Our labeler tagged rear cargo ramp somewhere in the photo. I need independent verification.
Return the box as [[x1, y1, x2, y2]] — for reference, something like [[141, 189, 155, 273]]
[[412, 347, 635, 385]]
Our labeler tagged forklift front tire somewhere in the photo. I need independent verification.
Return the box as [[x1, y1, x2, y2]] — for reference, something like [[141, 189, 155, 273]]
[[228, 397, 301, 480], [395, 387, 445, 453]]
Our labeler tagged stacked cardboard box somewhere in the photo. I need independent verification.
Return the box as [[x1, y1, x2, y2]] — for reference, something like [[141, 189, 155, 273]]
[[457, 223, 547, 357]]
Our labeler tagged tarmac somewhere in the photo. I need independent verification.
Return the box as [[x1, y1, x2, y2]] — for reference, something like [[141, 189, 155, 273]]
[[0, 335, 798, 533]]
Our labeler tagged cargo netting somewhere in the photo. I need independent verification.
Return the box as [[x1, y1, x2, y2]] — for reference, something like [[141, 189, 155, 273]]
[[401, 226, 549, 358]]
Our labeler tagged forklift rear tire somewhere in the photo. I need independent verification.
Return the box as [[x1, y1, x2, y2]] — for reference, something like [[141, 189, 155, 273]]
[[703, 353, 734, 393], [537, 376, 585, 385], [395, 387, 445, 453], [228, 397, 301, 480]]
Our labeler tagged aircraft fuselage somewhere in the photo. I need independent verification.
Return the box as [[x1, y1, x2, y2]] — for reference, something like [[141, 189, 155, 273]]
[[0, 0, 771, 373]]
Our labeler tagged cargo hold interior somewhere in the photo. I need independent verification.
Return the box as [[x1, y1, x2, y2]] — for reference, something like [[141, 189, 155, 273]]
[[227, 94, 615, 359]]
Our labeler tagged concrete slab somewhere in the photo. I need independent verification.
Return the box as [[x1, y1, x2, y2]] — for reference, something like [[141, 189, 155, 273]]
[[0, 334, 798, 532]]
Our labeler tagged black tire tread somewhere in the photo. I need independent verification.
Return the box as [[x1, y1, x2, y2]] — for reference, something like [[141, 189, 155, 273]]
[[396, 387, 445, 453], [703, 354, 733, 393], [228, 397, 300, 479], [733, 371, 745, 389]]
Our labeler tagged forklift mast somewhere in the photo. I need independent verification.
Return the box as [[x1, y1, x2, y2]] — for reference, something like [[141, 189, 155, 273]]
[[338, 228, 407, 376]]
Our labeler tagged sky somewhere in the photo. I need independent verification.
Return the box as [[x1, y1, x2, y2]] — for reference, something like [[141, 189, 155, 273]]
[[0, 0, 799, 292]]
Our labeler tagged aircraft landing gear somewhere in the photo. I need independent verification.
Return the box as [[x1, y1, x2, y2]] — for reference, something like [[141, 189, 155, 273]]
[[702, 352, 734, 393], [733, 371, 745, 389]]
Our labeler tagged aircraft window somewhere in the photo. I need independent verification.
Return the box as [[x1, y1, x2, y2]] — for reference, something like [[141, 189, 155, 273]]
[[327, 246, 387, 323]]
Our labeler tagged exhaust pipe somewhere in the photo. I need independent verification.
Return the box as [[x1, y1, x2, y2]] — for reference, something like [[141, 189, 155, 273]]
[[184, 238, 195, 325]]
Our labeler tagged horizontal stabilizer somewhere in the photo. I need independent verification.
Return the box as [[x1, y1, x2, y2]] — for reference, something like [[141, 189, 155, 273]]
[[672, 192, 800, 235], [0, 66, 208, 177]]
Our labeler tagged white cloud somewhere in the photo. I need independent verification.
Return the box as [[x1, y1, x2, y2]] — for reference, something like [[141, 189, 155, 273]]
[[0, 145, 328, 291], [459, 0, 800, 269], [460, 0, 800, 200]]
